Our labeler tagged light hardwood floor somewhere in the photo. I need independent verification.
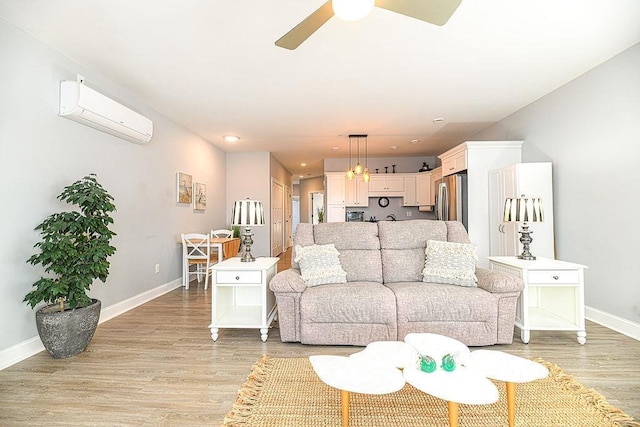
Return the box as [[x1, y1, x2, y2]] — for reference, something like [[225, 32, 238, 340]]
[[1, 250, 639, 425]]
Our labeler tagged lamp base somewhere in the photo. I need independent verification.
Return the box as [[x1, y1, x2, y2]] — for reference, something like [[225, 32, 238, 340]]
[[240, 227, 256, 262], [518, 223, 536, 260]]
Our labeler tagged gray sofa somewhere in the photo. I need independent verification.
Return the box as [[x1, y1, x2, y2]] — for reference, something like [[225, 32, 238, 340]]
[[269, 220, 524, 347]]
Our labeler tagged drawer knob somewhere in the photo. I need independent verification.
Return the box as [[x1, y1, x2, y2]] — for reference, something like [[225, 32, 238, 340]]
[[235, 276, 240, 281], [552, 275, 559, 280]]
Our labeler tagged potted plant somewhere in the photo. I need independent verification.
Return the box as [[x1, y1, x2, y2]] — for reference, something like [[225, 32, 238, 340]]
[[317, 206, 324, 223], [24, 174, 116, 358]]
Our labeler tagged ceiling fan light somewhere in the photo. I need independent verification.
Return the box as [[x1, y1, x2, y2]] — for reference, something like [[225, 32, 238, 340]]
[[332, 0, 375, 21]]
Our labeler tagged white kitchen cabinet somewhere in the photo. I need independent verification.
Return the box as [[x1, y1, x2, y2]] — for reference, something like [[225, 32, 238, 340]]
[[325, 173, 346, 204], [209, 257, 279, 342], [440, 146, 467, 177], [345, 176, 369, 207], [326, 204, 346, 222], [369, 175, 404, 196], [488, 256, 587, 345], [488, 163, 555, 259], [403, 175, 417, 206], [415, 173, 432, 206]]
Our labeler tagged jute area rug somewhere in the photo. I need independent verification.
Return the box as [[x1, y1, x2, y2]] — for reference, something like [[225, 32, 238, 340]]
[[223, 355, 638, 427]]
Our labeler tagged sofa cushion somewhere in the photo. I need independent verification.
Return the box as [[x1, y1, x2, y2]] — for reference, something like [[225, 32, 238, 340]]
[[294, 244, 347, 287], [387, 281, 498, 345], [314, 222, 383, 283], [423, 240, 478, 287], [300, 281, 397, 345], [378, 220, 448, 283]]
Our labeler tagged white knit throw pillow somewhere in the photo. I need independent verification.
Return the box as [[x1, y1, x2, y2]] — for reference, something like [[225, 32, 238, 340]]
[[422, 240, 478, 287], [294, 244, 347, 287]]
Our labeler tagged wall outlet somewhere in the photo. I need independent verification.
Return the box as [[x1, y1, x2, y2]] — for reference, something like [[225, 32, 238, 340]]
[[406, 211, 412, 217], [155, 264, 160, 274]]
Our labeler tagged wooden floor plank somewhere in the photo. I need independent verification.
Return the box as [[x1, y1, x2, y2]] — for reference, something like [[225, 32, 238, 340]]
[[1, 249, 639, 425]]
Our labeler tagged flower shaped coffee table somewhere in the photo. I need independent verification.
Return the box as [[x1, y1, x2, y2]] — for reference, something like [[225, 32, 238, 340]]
[[310, 333, 548, 427]]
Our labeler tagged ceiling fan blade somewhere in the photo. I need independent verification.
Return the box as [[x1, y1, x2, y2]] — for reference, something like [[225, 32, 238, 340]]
[[275, 1, 334, 50], [376, 0, 461, 26]]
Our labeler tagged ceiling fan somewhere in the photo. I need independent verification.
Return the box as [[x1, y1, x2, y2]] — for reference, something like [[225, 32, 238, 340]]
[[275, 0, 462, 50]]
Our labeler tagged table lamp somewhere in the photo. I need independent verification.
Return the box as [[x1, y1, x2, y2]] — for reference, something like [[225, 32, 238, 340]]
[[503, 196, 544, 260], [231, 198, 265, 262]]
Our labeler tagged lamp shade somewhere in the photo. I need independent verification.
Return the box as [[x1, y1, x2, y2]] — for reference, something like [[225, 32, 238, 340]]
[[232, 199, 265, 226], [504, 197, 544, 223]]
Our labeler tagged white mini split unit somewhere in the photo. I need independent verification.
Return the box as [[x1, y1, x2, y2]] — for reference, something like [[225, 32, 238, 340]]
[[59, 80, 153, 144]]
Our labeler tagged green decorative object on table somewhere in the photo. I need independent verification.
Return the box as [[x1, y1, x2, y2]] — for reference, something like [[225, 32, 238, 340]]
[[419, 355, 436, 373], [441, 354, 456, 372]]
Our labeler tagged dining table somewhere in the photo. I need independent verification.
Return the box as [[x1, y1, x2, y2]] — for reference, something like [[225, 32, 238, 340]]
[[179, 237, 241, 287]]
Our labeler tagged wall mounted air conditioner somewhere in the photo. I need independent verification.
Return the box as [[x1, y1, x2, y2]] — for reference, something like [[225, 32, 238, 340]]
[[59, 80, 153, 144]]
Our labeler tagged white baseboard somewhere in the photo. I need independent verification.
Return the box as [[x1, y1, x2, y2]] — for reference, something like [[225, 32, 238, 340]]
[[586, 306, 640, 341], [0, 279, 182, 371]]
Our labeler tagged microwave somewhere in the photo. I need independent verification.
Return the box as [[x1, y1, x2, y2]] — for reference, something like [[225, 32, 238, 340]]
[[346, 211, 364, 222]]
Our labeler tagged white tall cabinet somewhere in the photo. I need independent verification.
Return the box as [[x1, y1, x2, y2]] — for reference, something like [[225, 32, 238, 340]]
[[488, 163, 555, 259]]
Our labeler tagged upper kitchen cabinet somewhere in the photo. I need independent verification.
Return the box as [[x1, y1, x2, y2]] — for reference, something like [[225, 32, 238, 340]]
[[325, 173, 345, 205], [345, 176, 369, 207], [415, 173, 432, 207], [369, 175, 404, 197], [440, 145, 467, 177], [403, 175, 417, 206]]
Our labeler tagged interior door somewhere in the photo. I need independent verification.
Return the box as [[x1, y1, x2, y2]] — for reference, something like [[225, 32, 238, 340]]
[[271, 179, 284, 256]]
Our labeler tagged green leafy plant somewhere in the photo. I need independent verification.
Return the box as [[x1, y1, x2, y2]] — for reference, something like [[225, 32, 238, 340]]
[[25, 174, 116, 311], [317, 206, 324, 223]]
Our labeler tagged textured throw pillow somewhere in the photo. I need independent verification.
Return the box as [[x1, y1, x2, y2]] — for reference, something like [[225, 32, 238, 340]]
[[294, 244, 347, 287], [422, 240, 478, 287]]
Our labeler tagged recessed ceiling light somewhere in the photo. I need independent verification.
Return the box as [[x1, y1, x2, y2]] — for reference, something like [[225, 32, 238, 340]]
[[223, 135, 240, 143], [389, 145, 398, 150], [332, 146, 340, 151], [433, 118, 445, 123], [299, 175, 304, 178], [411, 139, 420, 145], [301, 163, 307, 167]]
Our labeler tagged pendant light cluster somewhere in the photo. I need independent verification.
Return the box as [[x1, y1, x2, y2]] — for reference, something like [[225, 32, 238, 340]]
[[346, 134, 370, 183]]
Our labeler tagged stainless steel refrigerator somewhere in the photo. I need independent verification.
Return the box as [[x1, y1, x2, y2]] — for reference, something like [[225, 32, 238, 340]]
[[434, 173, 468, 229]]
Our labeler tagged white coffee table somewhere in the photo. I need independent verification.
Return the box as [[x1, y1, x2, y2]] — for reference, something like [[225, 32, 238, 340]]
[[402, 333, 498, 427], [463, 350, 549, 427], [309, 355, 405, 427]]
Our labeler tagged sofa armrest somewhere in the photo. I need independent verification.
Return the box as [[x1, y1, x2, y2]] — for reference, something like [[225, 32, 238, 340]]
[[476, 267, 524, 294], [269, 268, 306, 293]]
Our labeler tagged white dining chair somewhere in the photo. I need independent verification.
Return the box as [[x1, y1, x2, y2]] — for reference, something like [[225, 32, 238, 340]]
[[181, 233, 214, 290], [211, 229, 233, 238]]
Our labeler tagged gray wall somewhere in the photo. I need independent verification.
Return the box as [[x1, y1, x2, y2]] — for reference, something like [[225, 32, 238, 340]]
[[0, 20, 227, 353], [472, 43, 640, 327]]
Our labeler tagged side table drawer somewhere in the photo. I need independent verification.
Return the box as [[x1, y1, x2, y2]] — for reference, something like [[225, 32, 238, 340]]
[[216, 270, 262, 284], [527, 269, 579, 284]]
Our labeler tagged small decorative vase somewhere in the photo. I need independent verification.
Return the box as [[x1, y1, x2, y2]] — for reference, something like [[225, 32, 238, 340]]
[[441, 354, 456, 372], [420, 355, 437, 373]]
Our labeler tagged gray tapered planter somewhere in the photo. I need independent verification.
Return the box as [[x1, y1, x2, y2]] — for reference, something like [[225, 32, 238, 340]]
[[36, 299, 101, 358]]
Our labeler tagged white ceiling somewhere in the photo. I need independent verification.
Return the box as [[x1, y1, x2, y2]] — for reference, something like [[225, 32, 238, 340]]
[[1, 1, 639, 179]]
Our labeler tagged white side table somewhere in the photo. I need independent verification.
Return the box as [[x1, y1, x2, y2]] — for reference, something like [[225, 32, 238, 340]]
[[209, 257, 279, 342], [488, 256, 588, 344]]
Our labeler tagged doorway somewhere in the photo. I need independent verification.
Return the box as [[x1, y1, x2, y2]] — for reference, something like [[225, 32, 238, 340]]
[[310, 192, 324, 224]]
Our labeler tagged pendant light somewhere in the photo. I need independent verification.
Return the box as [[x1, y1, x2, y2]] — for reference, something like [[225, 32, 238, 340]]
[[345, 134, 369, 182]]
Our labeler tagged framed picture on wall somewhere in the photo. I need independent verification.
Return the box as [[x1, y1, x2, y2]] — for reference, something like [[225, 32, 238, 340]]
[[193, 182, 206, 211], [176, 172, 192, 204]]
